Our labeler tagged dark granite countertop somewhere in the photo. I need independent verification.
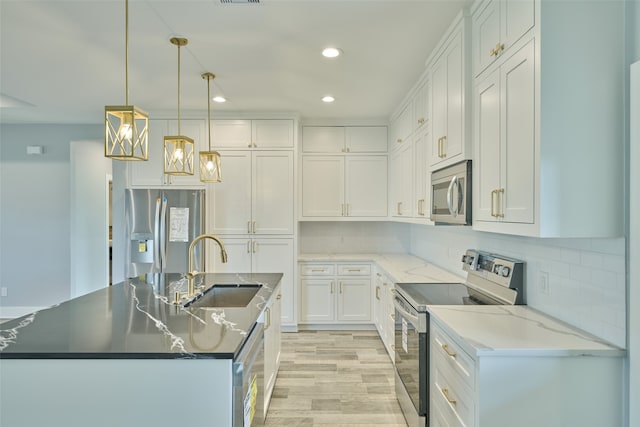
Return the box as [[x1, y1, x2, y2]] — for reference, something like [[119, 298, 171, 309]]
[[0, 273, 282, 360]]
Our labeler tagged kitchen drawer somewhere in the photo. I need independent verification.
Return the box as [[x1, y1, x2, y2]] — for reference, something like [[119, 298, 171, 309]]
[[432, 360, 474, 427], [431, 392, 465, 427], [300, 264, 335, 276], [337, 264, 371, 276], [432, 323, 476, 389]]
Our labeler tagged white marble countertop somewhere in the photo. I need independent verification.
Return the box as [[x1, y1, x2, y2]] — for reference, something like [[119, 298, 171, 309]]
[[298, 253, 466, 284], [428, 305, 625, 357]]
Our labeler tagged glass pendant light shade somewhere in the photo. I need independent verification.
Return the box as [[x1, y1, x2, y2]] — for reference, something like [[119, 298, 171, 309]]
[[164, 37, 194, 176], [105, 105, 148, 160], [199, 150, 222, 182], [104, 0, 148, 161], [164, 135, 195, 175], [199, 72, 222, 183]]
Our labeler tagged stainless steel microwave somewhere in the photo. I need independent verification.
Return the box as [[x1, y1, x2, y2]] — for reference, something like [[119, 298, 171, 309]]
[[430, 160, 472, 225]]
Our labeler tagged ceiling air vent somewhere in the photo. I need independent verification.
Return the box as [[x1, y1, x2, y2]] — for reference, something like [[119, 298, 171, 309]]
[[221, 0, 259, 3]]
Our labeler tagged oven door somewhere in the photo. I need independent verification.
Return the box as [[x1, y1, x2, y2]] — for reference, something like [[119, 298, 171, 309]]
[[394, 294, 428, 418]]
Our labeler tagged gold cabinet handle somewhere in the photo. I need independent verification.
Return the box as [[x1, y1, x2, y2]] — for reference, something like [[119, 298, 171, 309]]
[[253, 240, 258, 253], [418, 118, 425, 125], [437, 137, 442, 157], [441, 343, 457, 358], [376, 286, 380, 300], [390, 313, 395, 321], [498, 188, 505, 218], [252, 221, 256, 234], [441, 136, 447, 158], [391, 344, 396, 350], [397, 138, 402, 144], [342, 203, 345, 216], [265, 307, 271, 330], [247, 220, 252, 233], [442, 388, 457, 405], [491, 189, 497, 217], [311, 269, 325, 272], [247, 240, 251, 253], [330, 281, 334, 294], [490, 47, 497, 57], [277, 294, 282, 300], [339, 281, 343, 294]]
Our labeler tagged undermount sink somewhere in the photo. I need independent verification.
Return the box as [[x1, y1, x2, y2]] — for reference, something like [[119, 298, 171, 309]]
[[184, 284, 262, 308]]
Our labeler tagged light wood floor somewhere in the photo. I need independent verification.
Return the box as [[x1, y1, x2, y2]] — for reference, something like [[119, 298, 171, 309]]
[[265, 330, 407, 427]]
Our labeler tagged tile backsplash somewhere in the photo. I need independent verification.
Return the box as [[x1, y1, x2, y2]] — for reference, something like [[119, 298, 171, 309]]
[[409, 225, 626, 348], [299, 221, 626, 348]]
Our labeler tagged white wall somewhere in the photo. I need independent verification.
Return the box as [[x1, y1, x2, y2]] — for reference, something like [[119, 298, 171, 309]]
[[0, 124, 102, 316]]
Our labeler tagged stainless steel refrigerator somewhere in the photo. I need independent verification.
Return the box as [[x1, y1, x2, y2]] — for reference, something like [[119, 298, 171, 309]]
[[125, 188, 205, 278]]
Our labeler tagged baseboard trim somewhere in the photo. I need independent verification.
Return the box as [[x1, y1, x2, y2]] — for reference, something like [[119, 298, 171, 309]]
[[0, 306, 45, 320]]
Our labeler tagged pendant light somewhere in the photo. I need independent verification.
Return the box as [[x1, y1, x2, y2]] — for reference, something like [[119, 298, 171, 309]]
[[164, 37, 194, 176], [199, 73, 222, 183], [105, 0, 149, 161]]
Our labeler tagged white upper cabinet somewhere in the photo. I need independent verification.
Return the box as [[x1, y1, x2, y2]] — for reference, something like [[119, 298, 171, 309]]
[[301, 156, 345, 217], [430, 14, 471, 168], [212, 119, 293, 149], [413, 127, 431, 220], [412, 79, 430, 132], [345, 127, 387, 153], [472, 0, 535, 77], [128, 119, 205, 188], [471, 0, 623, 237], [208, 150, 294, 235], [345, 155, 388, 217], [302, 127, 345, 153], [389, 142, 414, 218], [389, 104, 413, 150], [301, 155, 387, 219], [302, 126, 387, 153], [474, 39, 535, 225]]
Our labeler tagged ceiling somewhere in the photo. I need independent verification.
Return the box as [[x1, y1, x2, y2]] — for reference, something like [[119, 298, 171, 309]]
[[0, 0, 468, 125]]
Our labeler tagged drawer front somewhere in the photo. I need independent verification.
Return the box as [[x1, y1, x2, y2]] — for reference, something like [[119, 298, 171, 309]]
[[337, 264, 371, 276], [432, 324, 476, 389], [300, 264, 335, 276], [432, 361, 474, 427], [431, 394, 465, 427]]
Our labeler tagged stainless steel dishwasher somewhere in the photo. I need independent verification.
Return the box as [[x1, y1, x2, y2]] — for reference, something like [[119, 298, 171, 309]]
[[233, 323, 265, 427]]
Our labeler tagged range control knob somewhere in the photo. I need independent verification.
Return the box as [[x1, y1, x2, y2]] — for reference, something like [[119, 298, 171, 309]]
[[499, 266, 511, 277]]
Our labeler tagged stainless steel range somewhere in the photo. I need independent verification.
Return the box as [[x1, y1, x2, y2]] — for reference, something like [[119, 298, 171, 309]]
[[393, 250, 524, 427]]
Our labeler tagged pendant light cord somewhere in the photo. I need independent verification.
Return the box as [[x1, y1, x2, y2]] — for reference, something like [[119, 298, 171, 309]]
[[125, 0, 129, 105], [207, 76, 212, 150], [177, 42, 181, 135]]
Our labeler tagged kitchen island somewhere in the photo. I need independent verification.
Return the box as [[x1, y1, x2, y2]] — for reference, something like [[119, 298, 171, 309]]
[[0, 272, 282, 427]]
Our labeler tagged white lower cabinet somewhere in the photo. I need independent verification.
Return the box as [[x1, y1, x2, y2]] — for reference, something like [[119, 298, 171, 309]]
[[299, 263, 371, 324], [263, 288, 281, 416], [208, 238, 296, 327], [373, 269, 395, 360], [430, 318, 623, 427]]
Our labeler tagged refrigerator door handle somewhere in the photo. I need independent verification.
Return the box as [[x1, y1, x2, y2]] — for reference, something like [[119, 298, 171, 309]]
[[153, 197, 162, 271], [159, 196, 168, 270]]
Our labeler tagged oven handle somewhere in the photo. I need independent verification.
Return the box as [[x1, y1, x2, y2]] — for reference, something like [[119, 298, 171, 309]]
[[393, 297, 420, 329]]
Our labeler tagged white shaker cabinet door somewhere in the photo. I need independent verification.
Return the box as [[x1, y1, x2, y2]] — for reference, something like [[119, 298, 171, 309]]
[[337, 279, 371, 322], [211, 119, 252, 149], [301, 156, 345, 217], [345, 126, 388, 153], [473, 0, 501, 77], [253, 151, 294, 234], [345, 155, 387, 217], [302, 126, 345, 153], [500, 38, 535, 223], [208, 151, 252, 234], [300, 279, 335, 323], [252, 120, 294, 149], [253, 238, 295, 326], [206, 238, 252, 273], [474, 72, 501, 222]]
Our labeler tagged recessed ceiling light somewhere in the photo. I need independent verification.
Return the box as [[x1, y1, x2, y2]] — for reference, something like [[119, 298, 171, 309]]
[[322, 47, 341, 58], [322, 96, 335, 103], [213, 96, 226, 103]]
